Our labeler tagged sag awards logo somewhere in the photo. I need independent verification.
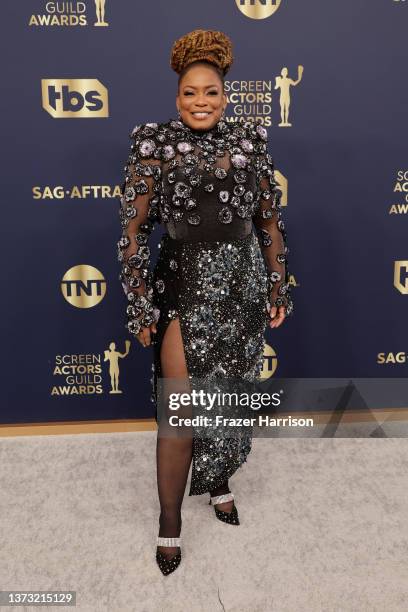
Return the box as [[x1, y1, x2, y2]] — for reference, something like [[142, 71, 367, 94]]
[[32, 184, 120, 199], [377, 351, 407, 366], [390, 170, 408, 215], [61, 265, 106, 308], [236, 0, 282, 19], [394, 261, 408, 294], [41, 79, 109, 118], [274, 171, 287, 207], [29, 1, 109, 27], [50, 340, 131, 396], [50, 340, 277, 396], [225, 65, 303, 127]]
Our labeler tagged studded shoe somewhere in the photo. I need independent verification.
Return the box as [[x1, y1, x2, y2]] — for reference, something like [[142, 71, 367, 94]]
[[156, 536, 182, 576], [209, 492, 240, 525]]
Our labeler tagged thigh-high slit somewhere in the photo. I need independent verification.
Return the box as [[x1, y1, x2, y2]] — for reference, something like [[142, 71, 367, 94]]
[[151, 231, 267, 496]]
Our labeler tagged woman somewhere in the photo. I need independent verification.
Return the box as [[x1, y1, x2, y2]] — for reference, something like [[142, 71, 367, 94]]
[[117, 29, 293, 575]]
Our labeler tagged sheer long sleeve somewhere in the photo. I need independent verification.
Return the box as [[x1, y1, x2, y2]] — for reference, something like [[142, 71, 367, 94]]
[[252, 126, 294, 318], [117, 122, 162, 337]]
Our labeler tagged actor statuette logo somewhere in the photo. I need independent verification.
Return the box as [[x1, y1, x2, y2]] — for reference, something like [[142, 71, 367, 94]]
[[94, 0, 109, 26], [61, 265, 106, 308], [50, 340, 132, 397], [275, 66, 304, 127], [236, 0, 282, 19], [104, 341, 131, 394], [224, 68, 303, 127], [41, 79, 109, 118]]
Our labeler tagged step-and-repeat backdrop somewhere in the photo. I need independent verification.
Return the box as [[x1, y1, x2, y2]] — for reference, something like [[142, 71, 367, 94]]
[[2, 1, 407, 424]]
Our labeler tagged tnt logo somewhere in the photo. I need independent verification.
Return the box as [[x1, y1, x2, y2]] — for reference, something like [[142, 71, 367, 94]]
[[41, 79, 109, 118], [259, 342, 278, 379], [394, 261, 408, 294], [236, 0, 281, 19], [61, 265, 107, 308]]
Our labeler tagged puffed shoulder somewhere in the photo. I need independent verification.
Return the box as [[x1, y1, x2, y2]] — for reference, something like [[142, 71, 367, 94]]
[[128, 121, 165, 140], [127, 121, 167, 162]]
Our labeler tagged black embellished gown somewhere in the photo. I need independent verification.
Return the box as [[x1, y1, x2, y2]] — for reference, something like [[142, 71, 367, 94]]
[[117, 117, 293, 496]]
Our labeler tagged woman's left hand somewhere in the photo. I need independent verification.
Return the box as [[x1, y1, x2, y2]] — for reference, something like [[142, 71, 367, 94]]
[[268, 305, 286, 328]]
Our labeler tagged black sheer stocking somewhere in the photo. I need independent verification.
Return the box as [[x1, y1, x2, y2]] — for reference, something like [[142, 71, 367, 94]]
[[156, 317, 193, 560], [209, 480, 234, 513]]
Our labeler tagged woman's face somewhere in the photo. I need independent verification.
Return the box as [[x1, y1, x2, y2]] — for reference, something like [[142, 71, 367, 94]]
[[176, 64, 227, 130]]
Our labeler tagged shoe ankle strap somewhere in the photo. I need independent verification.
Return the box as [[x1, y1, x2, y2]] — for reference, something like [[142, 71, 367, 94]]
[[210, 492, 234, 505], [156, 536, 181, 547]]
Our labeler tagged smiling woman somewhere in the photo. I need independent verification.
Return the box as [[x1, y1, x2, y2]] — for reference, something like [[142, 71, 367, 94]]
[[175, 62, 228, 127], [117, 28, 293, 576], [171, 28, 232, 131]]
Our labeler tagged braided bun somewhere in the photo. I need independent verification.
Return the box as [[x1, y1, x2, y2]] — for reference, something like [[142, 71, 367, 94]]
[[170, 29, 233, 76]]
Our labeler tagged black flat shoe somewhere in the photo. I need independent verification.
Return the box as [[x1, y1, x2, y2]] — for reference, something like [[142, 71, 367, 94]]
[[209, 492, 240, 525], [155, 537, 182, 576]]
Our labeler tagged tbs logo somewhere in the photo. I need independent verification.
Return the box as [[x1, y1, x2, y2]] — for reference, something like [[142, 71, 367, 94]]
[[41, 79, 109, 118]]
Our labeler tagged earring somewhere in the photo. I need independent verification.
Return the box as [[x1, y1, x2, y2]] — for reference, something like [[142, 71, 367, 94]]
[[177, 108, 181, 119], [221, 108, 226, 120]]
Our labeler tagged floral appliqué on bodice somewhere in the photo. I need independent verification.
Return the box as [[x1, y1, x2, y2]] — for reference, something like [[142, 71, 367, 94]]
[[117, 117, 294, 337]]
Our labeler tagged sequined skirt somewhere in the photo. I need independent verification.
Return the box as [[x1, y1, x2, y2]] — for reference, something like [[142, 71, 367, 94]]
[[151, 230, 269, 496]]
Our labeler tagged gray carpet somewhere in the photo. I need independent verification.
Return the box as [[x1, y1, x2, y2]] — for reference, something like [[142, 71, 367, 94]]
[[0, 433, 407, 611]]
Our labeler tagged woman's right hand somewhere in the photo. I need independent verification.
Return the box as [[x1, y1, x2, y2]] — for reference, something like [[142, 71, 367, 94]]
[[136, 322, 157, 347], [268, 305, 286, 329]]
